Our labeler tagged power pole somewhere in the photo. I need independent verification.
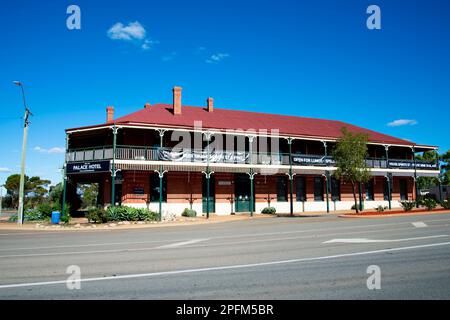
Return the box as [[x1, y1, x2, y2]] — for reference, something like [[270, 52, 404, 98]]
[[13, 81, 32, 225]]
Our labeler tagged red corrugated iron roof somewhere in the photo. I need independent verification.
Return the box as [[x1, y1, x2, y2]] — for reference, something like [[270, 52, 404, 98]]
[[108, 103, 415, 146]]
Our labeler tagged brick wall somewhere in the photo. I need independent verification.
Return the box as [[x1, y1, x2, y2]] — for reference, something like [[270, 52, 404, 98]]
[[116, 171, 416, 207]]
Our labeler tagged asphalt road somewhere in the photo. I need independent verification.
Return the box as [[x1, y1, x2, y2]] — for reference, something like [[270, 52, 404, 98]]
[[0, 213, 450, 299]]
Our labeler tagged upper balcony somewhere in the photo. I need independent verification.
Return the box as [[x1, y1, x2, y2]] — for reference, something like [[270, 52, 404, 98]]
[[66, 145, 439, 171]]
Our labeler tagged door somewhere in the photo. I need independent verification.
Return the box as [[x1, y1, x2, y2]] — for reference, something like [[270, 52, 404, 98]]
[[202, 175, 215, 213], [400, 179, 408, 200], [235, 173, 253, 212], [114, 184, 122, 206]]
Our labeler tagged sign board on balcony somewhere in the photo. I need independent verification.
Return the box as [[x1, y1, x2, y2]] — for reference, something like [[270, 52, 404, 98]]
[[388, 160, 438, 169], [218, 181, 232, 186], [158, 149, 248, 163], [291, 155, 336, 166], [66, 160, 110, 174]]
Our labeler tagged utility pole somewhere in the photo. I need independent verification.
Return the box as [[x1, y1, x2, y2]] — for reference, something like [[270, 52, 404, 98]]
[[13, 81, 32, 225]]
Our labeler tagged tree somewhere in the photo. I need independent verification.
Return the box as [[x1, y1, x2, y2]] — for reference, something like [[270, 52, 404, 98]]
[[78, 183, 99, 208], [4, 174, 50, 208], [333, 127, 371, 213], [416, 151, 439, 190], [441, 150, 450, 185], [4, 174, 27, 208]]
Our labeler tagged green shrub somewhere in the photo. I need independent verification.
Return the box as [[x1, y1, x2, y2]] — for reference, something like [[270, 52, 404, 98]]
[[400, 201, 415, 212], [86, 207, 107, 223], [37, 203, 53, 218], [182, 208, 197, 217], [136, 208, 158, 221], [261, 207, 276, 214], [8, 209, 45, 222], [441, 200, 450, 210], [106, 206, 157, 221], [25, 208, 45, 221], [375, 205, 387, 212], [60, 211, 71, 224], [422, 198, 437, 211]]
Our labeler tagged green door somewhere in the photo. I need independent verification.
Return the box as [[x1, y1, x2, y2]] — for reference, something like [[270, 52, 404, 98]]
[[202, 175, 215, 213], [235, 173, 252, 212]]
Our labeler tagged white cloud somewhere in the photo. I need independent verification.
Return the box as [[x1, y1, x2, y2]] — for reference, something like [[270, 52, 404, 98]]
[[107, 21, 146, 40], [107, 21, 157, 50], [0, 167, 11, 173], [206, 53, 230, 64], [387, 119, 418, 127], [34, 146, 65, 154]]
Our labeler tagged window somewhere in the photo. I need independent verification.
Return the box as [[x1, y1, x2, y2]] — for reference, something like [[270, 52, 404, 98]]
[[365, 180, 374, 201], [296, 176, 307, 202], [314, 177, 324, 201], [331, 178, 340, 201], [277, 176, 288, 202], [400, 179, 408, 200], [150, 173, 167, 202]]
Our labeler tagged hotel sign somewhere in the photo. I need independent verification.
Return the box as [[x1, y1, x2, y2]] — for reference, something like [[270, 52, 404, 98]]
[[291, 155, 336, 166], [388, 160, 438, 170], [66, 160, 110, 174]]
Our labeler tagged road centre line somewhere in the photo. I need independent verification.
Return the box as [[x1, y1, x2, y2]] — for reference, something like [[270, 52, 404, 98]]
[[323, 234, 448, 244], [1, 216, 450, 238], [1, 241, 449, 290], [0, 225, 445, 258]]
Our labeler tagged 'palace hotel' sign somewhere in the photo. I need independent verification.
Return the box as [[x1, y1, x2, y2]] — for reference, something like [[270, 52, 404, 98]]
[[66, 160, 111, 174]]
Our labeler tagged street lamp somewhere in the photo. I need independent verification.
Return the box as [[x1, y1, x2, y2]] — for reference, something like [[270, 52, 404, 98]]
[[13, 81, 32, 225]]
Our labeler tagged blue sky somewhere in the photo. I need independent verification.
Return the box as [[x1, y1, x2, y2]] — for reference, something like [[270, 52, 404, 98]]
[[1, 0, 450, 191]]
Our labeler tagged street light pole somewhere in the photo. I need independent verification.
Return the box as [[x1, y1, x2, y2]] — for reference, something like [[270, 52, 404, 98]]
[[13, 81, 32, 226]]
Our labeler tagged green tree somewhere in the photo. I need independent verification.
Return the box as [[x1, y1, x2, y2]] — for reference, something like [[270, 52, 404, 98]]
[[416, 151, 439, 190], [441, 150, 450, 185], [4, 174, 50, 208], [78, 183, 99, 208], [333, 127, 371, 213], [49, 183, 63, 205]]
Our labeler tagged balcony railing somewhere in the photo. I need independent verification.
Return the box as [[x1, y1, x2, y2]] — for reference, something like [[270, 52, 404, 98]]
[[66, 145, 439, 170]]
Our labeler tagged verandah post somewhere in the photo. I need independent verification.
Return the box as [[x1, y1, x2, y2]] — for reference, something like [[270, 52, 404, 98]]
[[111, 125, 118, 207], [287, 137, 294, 216], [411, 146, 419, 208], [322, 141, 329, 213], [61, 133, 69, 216], [385, 145, 392, 210]]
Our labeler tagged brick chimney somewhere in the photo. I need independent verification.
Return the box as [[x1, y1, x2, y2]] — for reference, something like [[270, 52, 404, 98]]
[[207, 97, 214, 112], [106, 106, 114, 123], [173, 86, 182, 115], [144, 102, 151, 109]]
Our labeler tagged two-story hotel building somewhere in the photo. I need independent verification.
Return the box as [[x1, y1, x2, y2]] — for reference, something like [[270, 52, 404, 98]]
[[63, 87, 440, 217]]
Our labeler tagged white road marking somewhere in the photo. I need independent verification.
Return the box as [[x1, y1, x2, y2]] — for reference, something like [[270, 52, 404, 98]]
[[3, 217, 450, 252], [412, 221, 428, 228], [0, 225, 444, 258], [1, 241, 449, 289], [156, 238, 209, 249], [323, 235, 448, 244], [0, 238, 183, 252]]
